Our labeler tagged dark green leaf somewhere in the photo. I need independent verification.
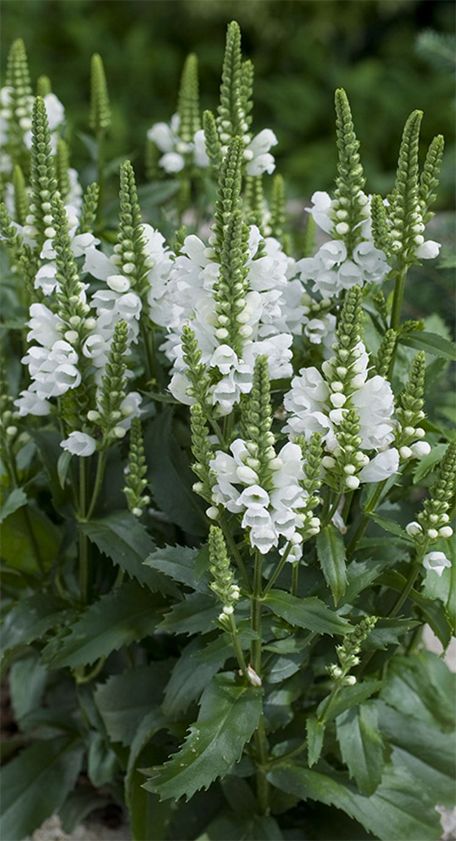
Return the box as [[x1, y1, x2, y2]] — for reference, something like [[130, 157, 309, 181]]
[[381, 652, 455, 731], [87, 732, 118, 787], [94, 662, 170, 746], [125, 710, 167, 841], [306, 717, 325, 767], [264, 590, 352, 636], [336, 704, 385, 795], [163, 636, 232, 718], [367, 513, 412, 541], [9, 653, 47, 726], [345, 558, 391, 602], [413, 443, 448, 484], [145, 674, 262, 801], [400, 330, 456, 360], [0, 738, 84, 841], [42, 583, 164, 668], [268, 761, 442, 840], [364, 618, 420, 650], [1, 593, 67, 664], [159, 592, 219, 635], [317, 680, 381, 722], [144, 544, 208, 592], [145, 408, 207, 536], [59, 790, 110, 834], [0, 488, 27, 523], [57, 450, 72, 488], [82, 512, 177, 595], [316, 525, 347, 606]]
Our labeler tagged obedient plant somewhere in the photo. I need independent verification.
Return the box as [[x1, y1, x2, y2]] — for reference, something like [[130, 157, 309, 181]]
[[0, 22, 455, 841]]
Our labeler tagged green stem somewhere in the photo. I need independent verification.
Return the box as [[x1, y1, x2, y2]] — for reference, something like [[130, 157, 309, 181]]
[[347, 480, 387, 557], [250, 549, 270, 814], [78, 459, 89, 602], [229, 615, 248, 675], [390, 264, 408, 331], [291, 562, 300, 596], [221, 521, 250, 590], [322, 493, 342, 528], [86, 450, 106, 520], [263, 541, 292, 596]]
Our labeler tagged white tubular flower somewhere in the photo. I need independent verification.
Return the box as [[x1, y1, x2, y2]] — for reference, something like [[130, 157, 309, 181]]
[[307, 191, 334, 234], [283, 367, 330, 438], [423, 551, 451, 577], [244, 129, 277, 176], [27, 303, 62, 347], [60, 431, 97, 457], [416, 240, 441, 260], [193, 129, 209, 167], [351, 375, 395, 450], [14, 389, 50, 417], [359, 448, 399, 483], [44, 93, 65, 132]]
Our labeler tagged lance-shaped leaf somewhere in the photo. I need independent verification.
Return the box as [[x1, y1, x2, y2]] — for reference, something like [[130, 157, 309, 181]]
[[159, 592, 219, 636], [163, 636, 232, 718], [336, 703, 385, 795], [42, 583, 165, 668], [144, 674, 262, 801], [1, 593, 68, 664], [94, 662, 170, 746], [306, 717, 325, 768], [264, 590, 352, 637], [144, 544, 209, 592], [316, 525, 347, 606], [268, 760, 442, 841], [381, 651, 455, 732], [317, 679, 381, 722]]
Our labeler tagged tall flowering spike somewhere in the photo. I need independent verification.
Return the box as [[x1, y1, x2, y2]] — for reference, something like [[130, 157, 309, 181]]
[[296, 433, 323, 539], [30, 96, 58, 243], [36, 75, 52, 97], [96, 319, 129, 444], [145, 136, 160, 180], [389, 109, 423, 262], [411, 442, 456, 544], [333, 89, 366, 254], [214, 209, 250, 355], [5, 38, 33, 167], [245, 175, 264, 228], [336, 284, 363, 348], [78, 182, 99, 233], [177, 54, 200, 142], [328, 616, 377, 686], [117, 161, 148, 301], [419, 134, 444, 222], [269, 174, 286, 241], [56, 138, 71, 202], [395, 352, 430, 461], [181, 325, 211, 409], [374, 328, 397, 377], [12, 164, 28, 224], [370, 194, 392, 256], [240, 59, 254, 134], [217, 21, 244, 140], [202, 110, 222, 170], [0, 351, 19, 477], [124, 418, 150, 517], [208, 526, 241, 623], [190, 403, 214, 505], [242, 355, 275, 488], [0, 202, 34, 295], [89, 54, 111, 134], [212, 136, 244, 258], [51, 193, 87, 326]]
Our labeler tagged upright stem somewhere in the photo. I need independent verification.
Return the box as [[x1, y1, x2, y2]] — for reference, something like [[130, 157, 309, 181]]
[[229, 615, 248, 676], [390, 264, 408, 331], [347, 480, 387, 557], [78, 459, 89, 602], [95, 129, 105, 224], [86, 450, 106, 520], [263, 540, 292, 596], [291, 562, 300, 596], [250, 549, 270, 815]]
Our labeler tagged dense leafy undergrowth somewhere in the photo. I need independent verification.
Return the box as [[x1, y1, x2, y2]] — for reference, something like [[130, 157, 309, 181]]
[[0, 20, 455, 841]]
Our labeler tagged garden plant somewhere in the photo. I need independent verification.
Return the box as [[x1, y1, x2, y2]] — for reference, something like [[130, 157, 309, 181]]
[[0, 20, 455, 841]]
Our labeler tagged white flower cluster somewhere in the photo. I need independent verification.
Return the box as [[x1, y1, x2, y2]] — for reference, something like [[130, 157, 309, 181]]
[[210, 439, 317, 558], [151, 226, 334, 415], [298, 191, 391, 299], [284, 340, 399, 488], [0, 88, 65, 174]]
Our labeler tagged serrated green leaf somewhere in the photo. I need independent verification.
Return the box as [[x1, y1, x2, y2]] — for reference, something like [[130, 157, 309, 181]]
[[345, 558, 390, 602], [144, 674, 262, 801], [0, 738, 84, 841], [145, 408, 207, 536], [376, 700, 455, 807], [87, 731, 118, 788], [144, 544, 209, 592], [316, 525, 347, 606], [317, 679, 381, 722], [367, 513, 412, 541], [306, 717, 325, 767], [1, 593, 67, 664], [42, 583, 164, 668], [264, 590, 352, 636], [381, 652, 455, 732], [159, 592, 219, 636], [336, 704, 385, 795], [413, 443, 448, 484], [9, 653, 47, 726], [94, 662, 169, 745], [268, 761, 442, 840], [364, 617, 420, 650], [400, 330, 456, 360], [82, 512, 177, 595], [0, 488, 27, 523], [125, 709, 168, 841], [163, 636, 232, 718]]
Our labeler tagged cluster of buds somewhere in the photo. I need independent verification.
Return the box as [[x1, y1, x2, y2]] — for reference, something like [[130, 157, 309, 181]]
[[296, 433, 323, 541], [327, 616, 378, 686], [123, 418, 150, 517], [208, 526, 241, 624], [395, 352, 430, 462], [406, 442, 455, 544], [331, 88, 368, 255]]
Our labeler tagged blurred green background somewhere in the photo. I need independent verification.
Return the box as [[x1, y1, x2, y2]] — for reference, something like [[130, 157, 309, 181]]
[[2, 0, 455, 205]]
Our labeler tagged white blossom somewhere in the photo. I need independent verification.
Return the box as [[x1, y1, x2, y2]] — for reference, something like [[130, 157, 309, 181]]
[[60, 431, 97, 457], [423, 551, 451, 577]]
